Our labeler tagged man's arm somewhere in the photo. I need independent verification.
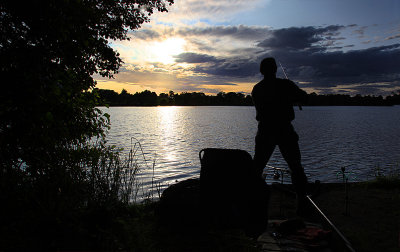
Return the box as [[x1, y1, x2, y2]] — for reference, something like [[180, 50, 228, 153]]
[[289, 80, 307, 104], [286, 80, 307, 110]]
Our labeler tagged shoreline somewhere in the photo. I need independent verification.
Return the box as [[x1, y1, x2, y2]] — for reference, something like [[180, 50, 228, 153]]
[[267, 181, 400, 251], [155, 179, 399, 251]]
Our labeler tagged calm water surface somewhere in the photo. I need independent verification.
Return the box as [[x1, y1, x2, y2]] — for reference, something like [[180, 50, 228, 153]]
[[102, 106, 400, 192]]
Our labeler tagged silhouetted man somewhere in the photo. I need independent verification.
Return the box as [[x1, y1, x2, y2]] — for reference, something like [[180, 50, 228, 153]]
[[252, 57, 309, 212]]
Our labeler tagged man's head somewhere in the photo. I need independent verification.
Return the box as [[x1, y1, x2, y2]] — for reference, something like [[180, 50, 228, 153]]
[[260, 57, 277, 76]]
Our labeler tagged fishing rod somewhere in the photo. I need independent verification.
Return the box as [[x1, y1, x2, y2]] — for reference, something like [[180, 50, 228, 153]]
[[279, 61, 302, 111], [306, 195, 356, 252], [265, 165, 355, 252]]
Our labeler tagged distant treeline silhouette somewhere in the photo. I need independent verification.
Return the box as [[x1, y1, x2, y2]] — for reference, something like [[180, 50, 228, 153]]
[[96, 88, 400, 106]]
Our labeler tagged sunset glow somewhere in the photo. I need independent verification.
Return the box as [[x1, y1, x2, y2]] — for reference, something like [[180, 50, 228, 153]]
[[147, 38, 186, 65], [95, 0, 400, 96]]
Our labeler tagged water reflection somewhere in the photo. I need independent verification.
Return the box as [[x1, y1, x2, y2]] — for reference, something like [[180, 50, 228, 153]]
[[157, 106, 179, 162], [103, 106, 400, 192]]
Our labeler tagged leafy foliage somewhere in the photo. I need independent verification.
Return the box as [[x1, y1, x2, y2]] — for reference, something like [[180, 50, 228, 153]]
[[0, 0, 173, 250], [0, 140, 146, 250], [1, 0, 173, 170]]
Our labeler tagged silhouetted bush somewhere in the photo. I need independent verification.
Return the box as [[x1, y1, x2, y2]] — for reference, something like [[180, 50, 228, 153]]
[[1, 0, 173, 250]]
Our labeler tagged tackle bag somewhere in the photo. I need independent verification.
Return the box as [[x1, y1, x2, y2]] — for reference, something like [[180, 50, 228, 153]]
[[199, 148, 270, 237]]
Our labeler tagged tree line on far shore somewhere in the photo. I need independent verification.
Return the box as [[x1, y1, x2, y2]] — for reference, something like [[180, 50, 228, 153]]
[[97, 88, 400, 106]]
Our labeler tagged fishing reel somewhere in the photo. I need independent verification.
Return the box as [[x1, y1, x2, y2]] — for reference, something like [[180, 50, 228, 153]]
[[273, 170, 281, 180]]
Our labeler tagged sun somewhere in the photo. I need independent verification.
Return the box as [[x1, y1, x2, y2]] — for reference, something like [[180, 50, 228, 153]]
[[147, 37, 185, 64]]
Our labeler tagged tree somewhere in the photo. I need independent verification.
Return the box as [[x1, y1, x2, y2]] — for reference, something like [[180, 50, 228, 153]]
[[97, 88, 120, 105], [133, 90, 158, 106], [159, 92, 170, 105], [0, 1, 174, 249], [1, 0, 173, 171], [119, 88, 133, 105]]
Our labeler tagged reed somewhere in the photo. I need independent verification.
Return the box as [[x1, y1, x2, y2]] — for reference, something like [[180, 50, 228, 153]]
[[367, 162, 400, 188], [0, 137, 163, 251]]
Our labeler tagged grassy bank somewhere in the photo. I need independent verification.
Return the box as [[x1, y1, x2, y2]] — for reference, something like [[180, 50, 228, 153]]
[[2, 179, 398, 251], [120, 178, 400, 251], [269, 179, 400, 252], [2, 147, 399, 252]]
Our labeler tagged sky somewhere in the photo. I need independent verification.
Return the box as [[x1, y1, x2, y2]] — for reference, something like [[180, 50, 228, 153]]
[[95, 0, 400, 96]]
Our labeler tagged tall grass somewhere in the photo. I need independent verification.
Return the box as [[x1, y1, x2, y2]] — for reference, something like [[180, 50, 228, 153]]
[[0, 137, 160, 251], [120, 137, 163, 202], [368, 163, 400, 188]]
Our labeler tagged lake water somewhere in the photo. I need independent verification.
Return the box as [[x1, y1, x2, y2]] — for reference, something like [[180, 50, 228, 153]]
[[101, 106, 400, 195]]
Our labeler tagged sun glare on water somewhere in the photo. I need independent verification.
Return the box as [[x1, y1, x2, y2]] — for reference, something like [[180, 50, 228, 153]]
[[157, 106, 179, 161], [147, 38, 185, 65]]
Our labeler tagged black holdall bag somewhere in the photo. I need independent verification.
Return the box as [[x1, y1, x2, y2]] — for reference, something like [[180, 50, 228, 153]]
[[199, 148, 270, 237]]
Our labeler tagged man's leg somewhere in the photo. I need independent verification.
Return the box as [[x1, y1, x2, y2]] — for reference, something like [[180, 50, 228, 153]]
[[279, 137, 311, 216], [278, 134, 308, 197], [254, 129, 276, 177]]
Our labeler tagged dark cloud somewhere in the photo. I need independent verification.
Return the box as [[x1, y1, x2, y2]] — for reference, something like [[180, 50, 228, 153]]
[[177, 25, 271, 41], [386, 34, 400, 40], [206, 82, 238, 86], [351, 26, 368, 38], [129, 25, 272, 42], [178, 25, 400, 95], [124, 24, 400, 95], [174, 52, 258, 78], [257, 25, 345, 51], [280, 43, 400, 85], [187, 39, 216, 52], [129, 29, 162, 40], [174, 52, 223, 63], [193, 58, 259, 78], [256, 46, 399, 94]]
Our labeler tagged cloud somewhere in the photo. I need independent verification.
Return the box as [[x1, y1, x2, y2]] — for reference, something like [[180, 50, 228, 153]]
[[105, 22, 400, 95], [190, 58, 258, 78], [153, 0, 265, 23], [283, 44, 400, 84], [177, 25, 271, 41], [174, 52, 223, 64], [176, 25, 400, 94], [130, 29, 162, 40], [257, 25, 345, 51], [351, 26, 368, 38], [386, 34, 400, 40], [130, 24, 271, 42], [211, 82, 238, 86]]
